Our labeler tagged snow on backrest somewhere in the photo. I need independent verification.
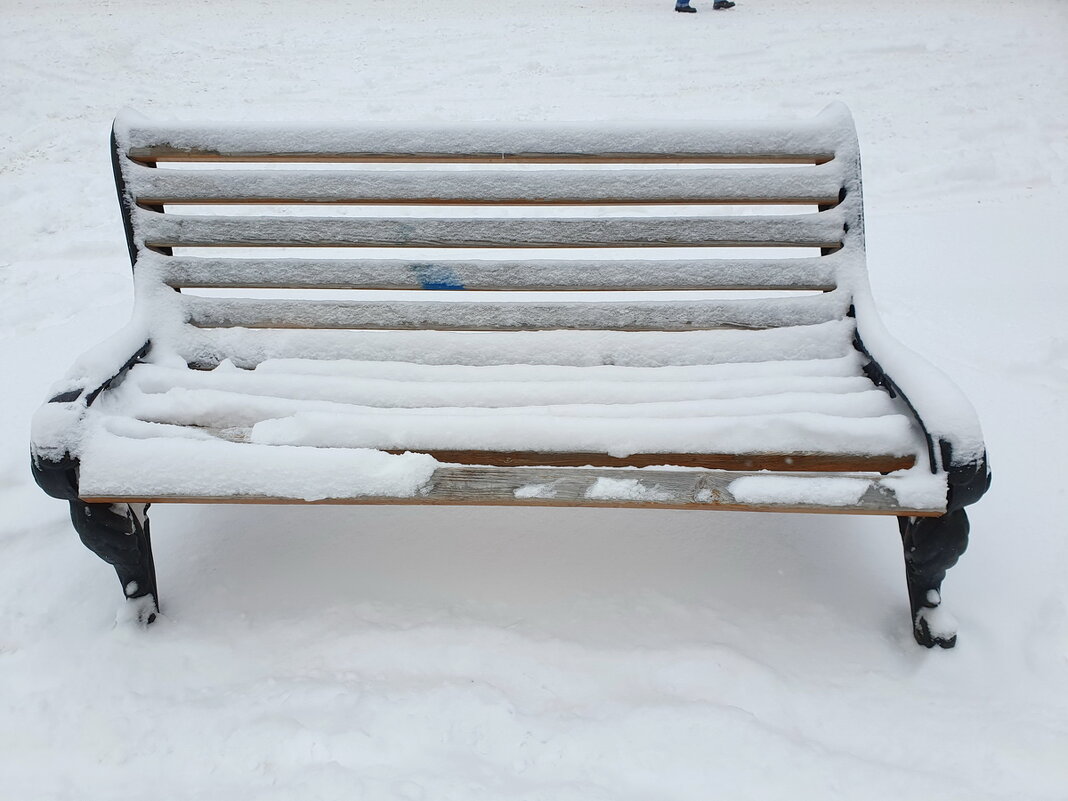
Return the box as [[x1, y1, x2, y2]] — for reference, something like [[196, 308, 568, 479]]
[[110, 105, 869, 368]]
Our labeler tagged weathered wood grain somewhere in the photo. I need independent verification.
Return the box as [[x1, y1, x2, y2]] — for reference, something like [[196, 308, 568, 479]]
[[80, 465, 943, 515]]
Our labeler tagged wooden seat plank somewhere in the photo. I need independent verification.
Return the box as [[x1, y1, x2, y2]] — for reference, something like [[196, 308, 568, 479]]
[[129, 421, 914, 473], [383, 450, 915, 472], [174, 319, 861, 370], [79, 465, 941, 516]]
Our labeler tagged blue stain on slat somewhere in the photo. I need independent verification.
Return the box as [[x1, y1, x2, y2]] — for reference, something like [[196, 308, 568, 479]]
[[411, 263, 465, 290]]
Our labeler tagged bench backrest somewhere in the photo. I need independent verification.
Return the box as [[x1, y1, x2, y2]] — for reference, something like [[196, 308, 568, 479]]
[[111, 105, 867, 368]]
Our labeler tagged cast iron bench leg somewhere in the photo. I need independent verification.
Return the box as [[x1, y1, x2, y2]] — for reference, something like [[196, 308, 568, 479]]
[[898, 509, 969, 648], [69, 500, 158, 624]]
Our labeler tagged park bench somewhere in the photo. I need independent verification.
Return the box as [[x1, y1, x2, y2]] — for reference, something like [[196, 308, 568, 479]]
[[30, 104, 989, 647]]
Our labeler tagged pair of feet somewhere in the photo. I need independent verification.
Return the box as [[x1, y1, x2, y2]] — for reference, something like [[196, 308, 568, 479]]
[[676, 0, 734, 11]]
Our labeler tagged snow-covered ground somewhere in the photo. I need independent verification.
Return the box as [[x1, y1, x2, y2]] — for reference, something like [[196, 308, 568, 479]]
[[3, 1, 1067, 798]]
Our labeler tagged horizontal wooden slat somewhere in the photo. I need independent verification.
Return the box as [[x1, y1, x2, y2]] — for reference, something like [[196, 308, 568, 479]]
[[382, 450, 914, 472], [130, 164, 843, 206], [119, 116, 845, 165], [180, 291, 850, 331], [175, 318, 859, 370], [80, 466, 942, 515], [147, 424, 912, 473], [129, 149, 836, 166], [138, 210, 845, 250], [126, 360, 877, 410], [241, 353, 866, 383], [152, 255, 839, 292]]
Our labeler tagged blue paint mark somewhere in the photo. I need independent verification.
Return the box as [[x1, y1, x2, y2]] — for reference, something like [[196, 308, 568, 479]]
[[411, 263, 465, 291]]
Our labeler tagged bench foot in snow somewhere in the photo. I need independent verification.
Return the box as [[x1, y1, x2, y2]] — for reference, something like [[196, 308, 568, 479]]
[[70, 500, 159, 624], [898, 509, 968, 648]]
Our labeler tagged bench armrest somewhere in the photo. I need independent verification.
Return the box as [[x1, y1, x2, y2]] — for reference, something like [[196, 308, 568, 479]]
[[30, 324, 151, 497], [852, 302, 988, 486]]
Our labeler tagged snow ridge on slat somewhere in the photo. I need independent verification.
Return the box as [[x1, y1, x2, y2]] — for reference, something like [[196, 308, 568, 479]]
[[125, 388, 901, 429], [117, 112, 848, 164], [129, 164, 843, 206], [250, 353, 865, 382], [137, 210, 846, 250], [180, 291, 850, 332], [153, 254, 838, 292], [125, 362, 878, 408], [173, 319, 860, 369], [248, 409, 916, 457]]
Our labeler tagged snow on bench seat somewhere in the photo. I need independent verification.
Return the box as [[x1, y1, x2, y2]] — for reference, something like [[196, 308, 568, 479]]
[[74, 351, 937, 511], [94, 356, 920, 456]]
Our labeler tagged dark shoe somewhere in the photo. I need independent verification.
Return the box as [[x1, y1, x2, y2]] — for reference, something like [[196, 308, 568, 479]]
[[712, 0, 735, 7], [675, 4, 697, 11]]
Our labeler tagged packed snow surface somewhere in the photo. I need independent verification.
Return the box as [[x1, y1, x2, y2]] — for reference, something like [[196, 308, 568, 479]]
[[584, 477, 675, 502], [78, 429, 438, 502], [3, 1, 1068, 800], [728, 474, 871, 507]]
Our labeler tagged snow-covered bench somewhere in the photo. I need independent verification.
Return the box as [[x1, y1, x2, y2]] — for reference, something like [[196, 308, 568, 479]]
[[31, 105, 989, 646]]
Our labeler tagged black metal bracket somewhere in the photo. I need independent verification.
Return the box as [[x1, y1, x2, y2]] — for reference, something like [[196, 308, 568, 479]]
[[111, 123, 140, 269], [31, 450, 158, 624], [112, 120, 171, 265], [31, 340, 158, 622], [850, 313, 991, 647], [851, 318, 938, 473], [898, 453, 990, 647], [31, 339, 150, 492]]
